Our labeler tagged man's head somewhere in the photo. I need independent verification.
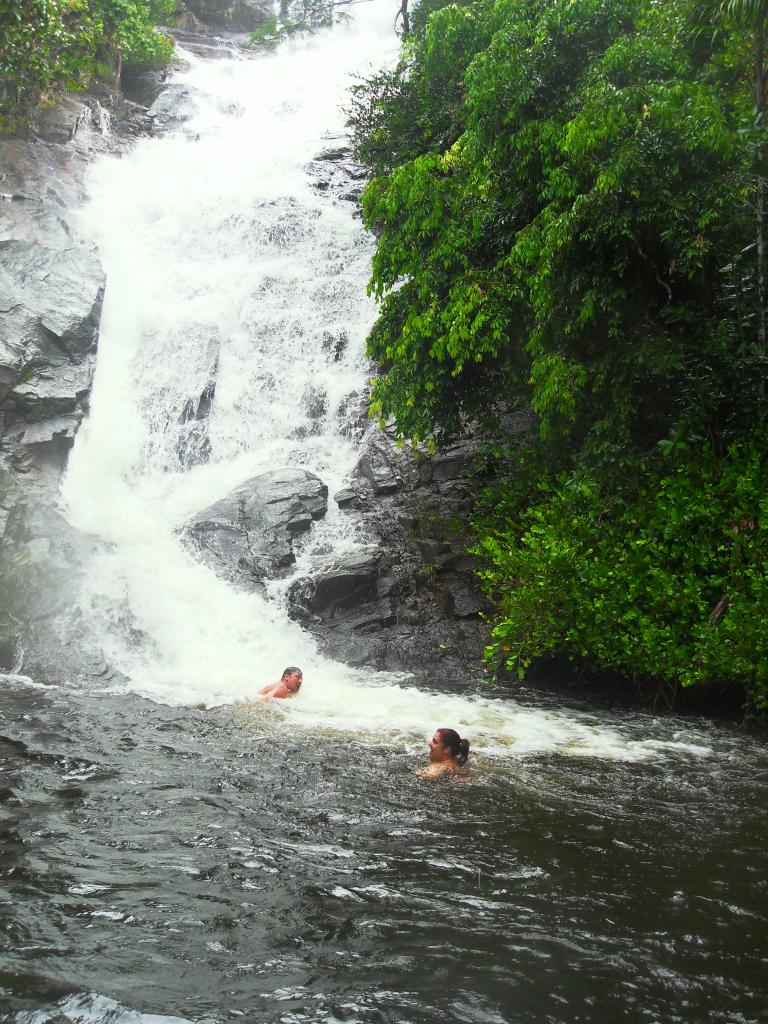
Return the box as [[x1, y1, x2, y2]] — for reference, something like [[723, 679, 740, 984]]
[[281, 667, 303, 693]]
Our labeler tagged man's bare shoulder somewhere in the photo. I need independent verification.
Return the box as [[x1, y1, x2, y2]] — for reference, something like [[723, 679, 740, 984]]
[[257, 681, 289, 700]]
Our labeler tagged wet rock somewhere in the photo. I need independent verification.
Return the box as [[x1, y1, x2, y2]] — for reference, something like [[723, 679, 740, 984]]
[[303, 384, 328, 422], [0, 241, 104, 379], [287, 548, 399, 651], [184, 0, 273, 31], [354, 432, 403, 495], [173, 342, 218, 467], [179, 342, 218, 425], [440, 575, 484, 618], [307, 134, 368, 204], [413, 537, 457, 570], [183, 468, 328, 585], [336, 390, 368, 444], [0, 614, 22, 673], [149, 84, 194, 130], [432, 444, 475, 482], [288, 548, 383, 620], [19, 413, 82, 449], [32, 97, 93, 144], [0, 79, 160, 688], [11, 358, 95, 420], [0, 240, 103, 460], [110, 100, 157, 138], [321, 329, 348, 361], [333, 487, 356, 508], [0, 501, 105, 683], [120, 65, 170, 108], [290, 426, 496, 678], [173, 9, 209, 33], [317, 146, 351, 161]]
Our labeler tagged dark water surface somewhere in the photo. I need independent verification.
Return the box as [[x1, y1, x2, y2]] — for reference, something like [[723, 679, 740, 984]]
[[0, 680, 766, 1024]]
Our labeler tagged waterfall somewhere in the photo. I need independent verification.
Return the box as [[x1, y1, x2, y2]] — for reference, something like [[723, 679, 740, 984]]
[[61, 3, 710, 763], [63, 4, 395, 702]]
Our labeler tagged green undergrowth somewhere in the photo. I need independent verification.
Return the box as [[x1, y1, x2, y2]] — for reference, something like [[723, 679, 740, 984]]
[[473, 439, 768, 709]]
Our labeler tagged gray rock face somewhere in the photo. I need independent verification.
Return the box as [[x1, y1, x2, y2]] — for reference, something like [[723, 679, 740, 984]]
[[307, 133, 368, 208], [354, 432, 403, 495], [0, 241, 104, 464], [184, 0, 273, 30], [11, 359, 95, 419], [0, 79, 157, 683], [120, 65, 170, 108], [183, 468, 328, 585], [32, 96, 96, 144], [288, 547, 396, 633], [0, 241, 104, 390], [285, 427, 504, 678]]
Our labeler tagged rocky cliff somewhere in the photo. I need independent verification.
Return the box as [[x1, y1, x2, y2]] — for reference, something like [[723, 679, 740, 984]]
[[0, 85, 160, 681]]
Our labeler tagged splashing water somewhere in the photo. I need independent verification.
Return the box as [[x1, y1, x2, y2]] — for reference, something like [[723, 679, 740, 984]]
[[61, 3, 711, 764]]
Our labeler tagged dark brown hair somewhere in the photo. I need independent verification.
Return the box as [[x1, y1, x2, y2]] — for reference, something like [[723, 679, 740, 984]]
[[437, 728, 470, 766]]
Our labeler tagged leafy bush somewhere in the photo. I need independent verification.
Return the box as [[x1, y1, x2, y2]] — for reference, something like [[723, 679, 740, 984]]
[[474, 440, 768, 707]]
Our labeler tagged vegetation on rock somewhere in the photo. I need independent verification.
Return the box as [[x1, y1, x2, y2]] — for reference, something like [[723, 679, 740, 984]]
[[0, 0, 176, 130], [348, 0, 768, 710]]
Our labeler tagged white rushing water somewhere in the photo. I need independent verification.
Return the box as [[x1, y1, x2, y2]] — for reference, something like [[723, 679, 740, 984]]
[[61, 2, 711, 764]]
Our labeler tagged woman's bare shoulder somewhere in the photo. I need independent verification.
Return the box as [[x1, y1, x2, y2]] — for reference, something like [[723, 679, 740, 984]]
[[416, 762, 460, 779]]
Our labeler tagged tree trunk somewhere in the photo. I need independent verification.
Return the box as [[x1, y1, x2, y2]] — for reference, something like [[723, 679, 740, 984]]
[[398, 0, 410, 36], [756, 17, 766, 404]]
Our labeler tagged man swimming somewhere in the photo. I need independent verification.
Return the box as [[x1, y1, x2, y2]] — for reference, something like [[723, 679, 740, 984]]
[[258, 666, 303, 701]]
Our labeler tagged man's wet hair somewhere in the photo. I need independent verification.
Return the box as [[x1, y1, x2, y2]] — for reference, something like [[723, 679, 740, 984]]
[[281, 666, 302, 679]]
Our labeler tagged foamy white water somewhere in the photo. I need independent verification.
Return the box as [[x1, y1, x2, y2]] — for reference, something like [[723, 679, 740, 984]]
[[61, 3, 711, 763]]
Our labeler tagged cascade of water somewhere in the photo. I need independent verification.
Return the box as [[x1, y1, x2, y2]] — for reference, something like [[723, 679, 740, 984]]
[[61, 3, 711, 763], [63, 5, 394, 705]]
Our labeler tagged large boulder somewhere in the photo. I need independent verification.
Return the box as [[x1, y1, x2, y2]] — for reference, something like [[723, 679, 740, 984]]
[[183, 468, 328, 586]]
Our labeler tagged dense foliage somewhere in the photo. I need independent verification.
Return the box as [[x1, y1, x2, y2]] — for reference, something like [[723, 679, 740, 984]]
[[349, 0, 768, 708], [0, 0, 175, 128]]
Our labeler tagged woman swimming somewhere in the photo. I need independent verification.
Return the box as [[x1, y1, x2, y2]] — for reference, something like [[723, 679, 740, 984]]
[[417, 727, 470, 778]]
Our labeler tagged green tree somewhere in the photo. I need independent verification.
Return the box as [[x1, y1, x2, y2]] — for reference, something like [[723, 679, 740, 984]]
[[351, 0, 768, 707]]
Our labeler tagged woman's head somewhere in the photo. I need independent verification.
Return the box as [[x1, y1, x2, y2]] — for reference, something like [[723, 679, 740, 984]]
[[429, 728, 470, 766]]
